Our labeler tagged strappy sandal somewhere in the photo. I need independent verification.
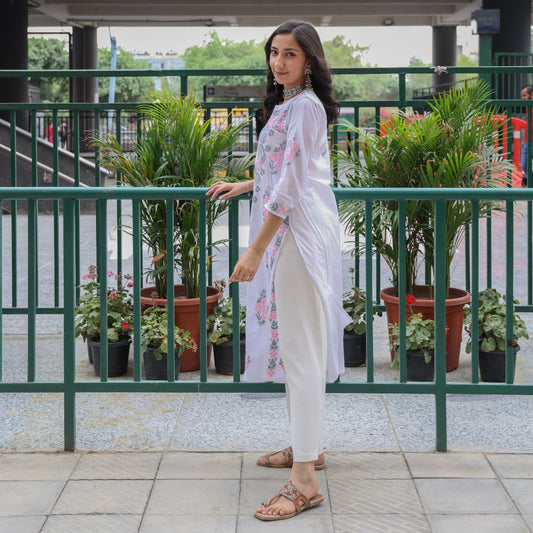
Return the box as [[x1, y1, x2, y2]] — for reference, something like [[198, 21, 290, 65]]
[[257, 446, 325, 470], [254, 481, 324, 521]]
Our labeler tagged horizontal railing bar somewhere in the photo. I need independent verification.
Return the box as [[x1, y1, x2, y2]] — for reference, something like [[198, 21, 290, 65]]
[[2, 381, 531, 394], [1, 187, 533, 201], [3, 66, 533, 79], [1, 308, 64, 314]]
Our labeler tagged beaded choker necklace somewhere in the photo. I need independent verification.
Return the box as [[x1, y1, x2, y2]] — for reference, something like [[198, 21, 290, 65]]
[[283, 83, 306, 101]]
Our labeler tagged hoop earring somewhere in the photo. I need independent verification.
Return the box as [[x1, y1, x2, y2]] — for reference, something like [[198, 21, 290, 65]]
[[304, 67, 312, 90]]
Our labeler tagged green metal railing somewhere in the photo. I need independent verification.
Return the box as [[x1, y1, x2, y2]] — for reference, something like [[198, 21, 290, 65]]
[[0, 187, 532, 453], [1, 67, 533, 452]]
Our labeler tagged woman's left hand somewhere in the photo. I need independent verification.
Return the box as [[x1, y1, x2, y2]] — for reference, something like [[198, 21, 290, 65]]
[[229, 248, 263, 284]]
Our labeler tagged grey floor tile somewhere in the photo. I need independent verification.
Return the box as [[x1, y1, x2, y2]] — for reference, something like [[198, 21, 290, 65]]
[[241, 453, 328, 482], [0, 453, 80, 480], [146, 479, 240, 515], [157, 452, 242, 479], [487, 454, 533, 478], [333, 514, 430, 533], [0, 516, 46, 533], [501, 479, 533, 514], [427, 514, 531, 533], [42, 514, 142, 533], [328, 478, 423, 514], [325, 452, 410, 479], [415, 478, 516, 514], [237, 513, 334, 532], [71, 452, 161, 479], [405, 452, 495, 478], [0, 481, 65, 516], [240, 479, 330, 516], [523, 515, 533, 530], [140, 515, 237, 533], [52, 479, 153, 514]]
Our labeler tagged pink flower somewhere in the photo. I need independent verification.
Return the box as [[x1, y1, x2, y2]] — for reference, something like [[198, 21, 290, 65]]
[[127, 281, 134, 288], [270, 311, 277, 321], [269, 349, 277, 358], [272, 330, 279, 339], [82, 274, 90, 280], [107, 270, 114, 277]]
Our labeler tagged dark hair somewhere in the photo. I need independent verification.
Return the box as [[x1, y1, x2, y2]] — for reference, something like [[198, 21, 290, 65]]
[[262, 21, 339, 125]]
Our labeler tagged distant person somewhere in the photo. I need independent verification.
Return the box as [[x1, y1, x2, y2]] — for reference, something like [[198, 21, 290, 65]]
[[46, 122, 54, 144], [208, 20, 349, 521], [520, 85, 533, 187], [59, 121, 68, 149]]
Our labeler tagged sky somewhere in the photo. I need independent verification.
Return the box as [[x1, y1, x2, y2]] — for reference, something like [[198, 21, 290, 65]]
[[30, 25, 479, 67]]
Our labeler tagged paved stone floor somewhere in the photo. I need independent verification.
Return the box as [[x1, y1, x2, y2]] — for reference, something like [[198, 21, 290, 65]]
[[0, 450, 531, 532]]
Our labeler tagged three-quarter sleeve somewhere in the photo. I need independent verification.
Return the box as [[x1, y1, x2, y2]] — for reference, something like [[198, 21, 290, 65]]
[[265, 97, 324, 219]]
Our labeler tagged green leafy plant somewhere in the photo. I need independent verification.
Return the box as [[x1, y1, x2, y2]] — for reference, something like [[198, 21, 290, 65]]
[[140, 306, 197, 360], [343, 283, 381, 335], [335, 81, 514, 297], [464, 288, 529, 353], [75, 265, 133, 343], [390, 313, 435, 365], [92, 89, 253, 299], [207, 296, 246, 345]]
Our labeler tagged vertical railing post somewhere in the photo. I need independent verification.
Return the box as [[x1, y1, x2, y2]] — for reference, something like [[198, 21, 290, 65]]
[[505, 201, 514, 384], [63, 199, 77, 451], [471, 202, 480, 384], [365, 200, 374, 383], [133, 200, 142, 382], [397, 201, 407, 383], [228, 198, 241, 382], [166, 199, 176, 383], [434, 200, 448, 452], [199, 198, 208, 383]]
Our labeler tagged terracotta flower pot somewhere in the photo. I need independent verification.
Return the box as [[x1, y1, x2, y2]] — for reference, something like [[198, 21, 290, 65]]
[[380, 285, 470, 372], [140, 285, 219, 372]]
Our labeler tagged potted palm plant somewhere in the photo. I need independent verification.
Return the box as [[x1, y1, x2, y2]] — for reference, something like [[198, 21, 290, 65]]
[[207, 293, 246, 375], [92, 90, 252, 371], [141, 306, 197, 380], [335, 81, 515, 371], [464, 288, 529, 383], [75, 266, 133, 377]]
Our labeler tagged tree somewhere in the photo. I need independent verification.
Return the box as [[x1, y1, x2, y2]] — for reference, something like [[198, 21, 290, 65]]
[[28, 37, 69, 102], [98, 47, 154, 102], [183, 32, 265, 97]]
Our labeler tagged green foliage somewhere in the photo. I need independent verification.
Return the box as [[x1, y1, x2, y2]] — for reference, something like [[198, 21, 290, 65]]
[[390, 314, 435, 365], [75, 266, 133, 343], [343, 285, 381, 335], [183, 32, 265, 96], [335, 81, 515, 296], [207, 295, 246, 345], [92, 90, 252, 298], [141, 306, 197, 360], [28, 37, 69, 102], [464, 288, 529, 353], [98, 47, 155, 102]]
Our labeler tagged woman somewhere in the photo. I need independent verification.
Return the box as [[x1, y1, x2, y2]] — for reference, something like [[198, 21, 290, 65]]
[[207, 20, 349, 521]]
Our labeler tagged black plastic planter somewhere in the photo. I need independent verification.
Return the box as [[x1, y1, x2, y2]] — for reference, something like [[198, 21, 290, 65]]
[[143, 348, 181, 381], [213, 339, 245, 375], [90, 339, 130, 377], [478, 344, 519, 383], [406, 349, 434, 382], [343, 332, 366, 367]]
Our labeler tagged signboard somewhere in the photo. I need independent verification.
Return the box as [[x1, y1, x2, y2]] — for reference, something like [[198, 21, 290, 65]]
[[204, 85, 265, 99], [471, 9, 500, 35]]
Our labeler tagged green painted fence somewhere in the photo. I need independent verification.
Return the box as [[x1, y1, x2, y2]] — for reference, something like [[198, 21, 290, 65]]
[[1, 67, 533, 452]]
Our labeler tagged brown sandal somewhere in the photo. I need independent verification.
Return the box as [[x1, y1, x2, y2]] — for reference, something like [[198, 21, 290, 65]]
[[257, 446, 325, 470], [254, 481, 324, 521]]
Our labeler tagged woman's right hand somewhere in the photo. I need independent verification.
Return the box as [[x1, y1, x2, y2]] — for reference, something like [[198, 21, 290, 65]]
[[206, 180, 251, 201]]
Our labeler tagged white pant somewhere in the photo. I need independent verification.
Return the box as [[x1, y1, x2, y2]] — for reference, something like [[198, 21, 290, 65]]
[[274, 230, 327, 462]]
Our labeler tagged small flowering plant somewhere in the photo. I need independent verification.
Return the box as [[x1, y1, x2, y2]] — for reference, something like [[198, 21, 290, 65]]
[[207, 297, 246, 345], [140, 306, 197, 360], [390, 294, 436, 365], [343, 269, 381, 335], [75, 265, 134, 343]]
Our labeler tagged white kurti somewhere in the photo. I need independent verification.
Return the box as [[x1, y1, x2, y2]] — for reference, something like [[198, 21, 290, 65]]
[[243, 90, 350, 383]]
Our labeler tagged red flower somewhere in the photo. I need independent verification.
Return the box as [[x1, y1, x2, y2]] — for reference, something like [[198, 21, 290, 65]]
[[122, 321, 130, 330], [445, 324, 450, 337], [108, 291, 117, 300], [406, 294, 416, 305]]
